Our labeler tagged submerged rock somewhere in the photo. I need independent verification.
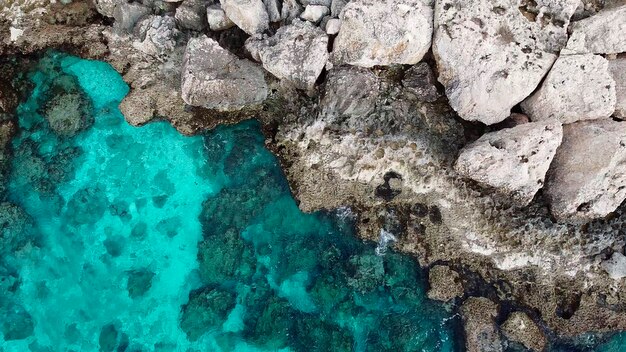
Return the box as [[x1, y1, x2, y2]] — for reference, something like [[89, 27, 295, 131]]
[[427, 265, 463, 302], [43, 91, 94, 137], [609, 57, 626, 119], [1, 303, 34, 341], [501, 312, 546, 352], [455, 120, 563, 205], [0, 202, 36, 255], [246, 20, 328, 90], [460, 297, 503, 352], [221, 0, 270, 35], [180, 286, 237, 341], [433, 0, 578, 124], [332, 0, 433, 67], [521, 54, 616, 124], [181, 36, 268, 110], [565, 5, 626, 55], [545, 120, 626, 222]]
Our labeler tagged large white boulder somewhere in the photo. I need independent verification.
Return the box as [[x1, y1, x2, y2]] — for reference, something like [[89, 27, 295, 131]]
[[181, 36, 268, 110], [433, 0, 579, 125], [455, 120, 563, 205], [609, 58, 626, 119], [565, 5, 626, 55], [544, 120, 626, 222], [246, 20, 329, 90], [220, 0, 269, 34], [521, 54, 616, 124], [331, 0, 433, 67]]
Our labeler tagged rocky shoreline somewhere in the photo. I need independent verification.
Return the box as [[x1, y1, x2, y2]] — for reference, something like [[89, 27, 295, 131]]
[[1, 0, 626, 350]]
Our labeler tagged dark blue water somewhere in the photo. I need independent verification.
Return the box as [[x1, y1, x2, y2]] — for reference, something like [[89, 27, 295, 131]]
[[0, 52, 460, 351]]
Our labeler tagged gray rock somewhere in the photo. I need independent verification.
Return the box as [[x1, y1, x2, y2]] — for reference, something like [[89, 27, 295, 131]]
[[301, 0, 331, 5], [245, 20, 328, 90], [433, 0, 579, 125], [455, 120, 563, 205], [95, 0, 126, 17], [207, 4, 235, 31], [565, 5, 626, 55], [300, 5, 329, 23], [332, 0, 433, 67], [602, 252, 626, 280], [402, 62, 441, 102], [113, 2, 151, 32], [281, 0, 303, 22], [325, 18, 341, 34], [321, 66, 380, 118], [263, 0, 282, 22], [133, 15, 180, 58], [220, 0, 269, 34], [330, 0, 347, 17], [521, 54, 616, 124], [609, 57, 626, 119], [427, 265, 464, 302], [44, 92, 94, 137], [460, 297, 503, 352], [175, 0, 208, 31], [181, 36, 268, 110], [501, 312, 546, 352], [545, 120, 626, 222]]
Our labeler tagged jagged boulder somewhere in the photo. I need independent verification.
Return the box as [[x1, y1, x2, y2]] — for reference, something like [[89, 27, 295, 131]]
[[501, 312, 547, 352], [207, 4, 235, 31], [544, 120, 626, 222], [133, 15, 180, 58], [402, 62, 441, 102], [455, 120, 563, 205], [95, 0, 126, 17], [175, 0, 209, 31], [565, 5, 626, 55], [221, 0, 269, 34], [112, 2, 151, 32], [433, 0, 579, 125], [521, 54, 616, 124], [245, 20, 328, 90], [460, 297, 503, 352], [331, 0, 433, 67], [609, 57, 626, 119], [181, 36, 268, 110]]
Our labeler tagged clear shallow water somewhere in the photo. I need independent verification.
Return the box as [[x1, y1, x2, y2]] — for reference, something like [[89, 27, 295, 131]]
[[0, 52, 460, 351]]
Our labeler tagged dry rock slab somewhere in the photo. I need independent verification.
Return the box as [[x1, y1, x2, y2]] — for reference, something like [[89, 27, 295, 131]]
[[501, 312, 547, 352], [320, 66, 380, 118], [455, 120, 563, 205], [332, 0, 433, 67], [181, 36, 268, 110], [522, 53, 616, 124], [460, 297, 503, 352], [433, 0, 579, 125], [565, 4, 626, 55], [220, 0, 269, 34], [545, 120, 626, 222], [246, 20, 328, 91], [427, 265, 463, 302], [609, 57, 626, 119]]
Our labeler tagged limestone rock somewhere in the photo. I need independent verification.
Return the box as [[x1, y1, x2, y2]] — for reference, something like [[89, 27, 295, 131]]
[[521, 54, 616, 124], [402, 62, 441, 102], [332, 0, 433, 67], [245, 20, 328, 90], [264, 0, 282, 22], [320, 66, 380, 117], [460, 297, 503, 352], [501, 312, 547, 352], [455, 121, 563, 205], [565, 5, 626, 55], [181, 36, 268, 110], [300, 5, 329, 22], [609, 58, 626, 119], [0, 80, 17, 114], [602, 252, 626, 280], [427, 265, 464, 302], [133, 15, 180, 58], [330, 0, 347, 17], [207, 4, 235, 31], [95, 0, 126, 17], [545, 120, 626, 222], [281, 0, 303, 22], [113, 2, 151, 32], [220, 0, 269, 34], [325, 18, 341, 35], [175, 0, 208, 31], [433, 0, 579, 125]]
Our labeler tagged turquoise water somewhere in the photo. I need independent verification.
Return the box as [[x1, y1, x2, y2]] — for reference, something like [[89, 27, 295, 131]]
[[0, 52, 459, 351]]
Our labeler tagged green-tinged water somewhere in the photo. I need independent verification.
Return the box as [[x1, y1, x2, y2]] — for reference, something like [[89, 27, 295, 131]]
[[0, 52, 460, 351]]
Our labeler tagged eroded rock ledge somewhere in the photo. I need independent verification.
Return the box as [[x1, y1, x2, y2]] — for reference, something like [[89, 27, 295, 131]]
[[2, 0, 626, 350]]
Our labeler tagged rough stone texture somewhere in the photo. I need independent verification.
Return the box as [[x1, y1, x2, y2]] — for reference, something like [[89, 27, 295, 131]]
[[175, 0, 208, 31], [602, 252, 626, 280], [0, 81, 18, 114], [427, 265, 463, 301], [609, 57, 626, 119], [455, 121, 563, 205], [181, 36, 268, 110], [433, 0, 579, 125], [300, 4, 329, 22], [402, 62, 441, 103], [281, 0, 303, 22], [263, 0, 282, 22], [95, 0, 126, 17], [207, 4, 235, 31], [221, 0, 269, 34], [330, 0, 347, 17], [332, 0, 433, 67], [501, 312, 547, 352], [325, 18, 340, 34], [133, 15, 180, 58], [521, 54, 616, 124], [246, 20, 328, 90], [112, 2, 151, 33], [565, 5, 626, 55], [545, 120, 626, 222], [320, 66, 380, 118], [460, 297, 503, 352]]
